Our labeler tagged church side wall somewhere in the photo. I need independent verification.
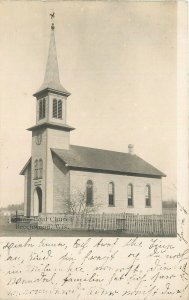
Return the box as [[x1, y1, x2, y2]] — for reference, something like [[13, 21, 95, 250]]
[[45, 129, 70, 214], [70, 170, 162, 215], [26, 166, 32, 216], [24, 172, 28, 217], [23, 166, 31, 217], [53, 154, 70, 213], [47, 128, 70, 150]]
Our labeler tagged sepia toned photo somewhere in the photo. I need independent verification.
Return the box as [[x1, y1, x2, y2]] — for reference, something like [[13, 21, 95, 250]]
[[0, 1, 188, 300], [0, 1, 177, 238]]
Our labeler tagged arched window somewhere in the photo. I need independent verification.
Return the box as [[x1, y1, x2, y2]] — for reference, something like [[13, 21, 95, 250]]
[[34, 159, 38, 179], [39, 98, 46, 120], [38, 193, 42, 213], [108, 182, 115, 206], [53, 99, 62, 119], [145, 185, 151, 207], [34, 159, 43, 179], [38, 159, 43, 179], [128, 183, 133, 206], [86, 180, 93, 206]]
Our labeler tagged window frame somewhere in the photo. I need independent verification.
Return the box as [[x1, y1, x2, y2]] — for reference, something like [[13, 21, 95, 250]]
[[39, 98, 46, 120], [52, 98, 63, 119], [145, 185, 151, 207], [58, 100, 62, 119], [38, 159, 43, 179], [34, 159, 38, 179], [53, 99, 58, 118], [127, 183, 134, 207], [86, 180, 93, 206], [34, 159, 43, 180], [108, 181, 115, 206]]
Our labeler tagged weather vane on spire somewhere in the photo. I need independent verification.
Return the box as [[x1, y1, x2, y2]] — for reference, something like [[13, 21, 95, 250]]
[[50, 12, 55, 30]]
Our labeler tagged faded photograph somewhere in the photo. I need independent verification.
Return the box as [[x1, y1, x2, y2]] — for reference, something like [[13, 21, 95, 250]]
[[0, 1, 177, 237]]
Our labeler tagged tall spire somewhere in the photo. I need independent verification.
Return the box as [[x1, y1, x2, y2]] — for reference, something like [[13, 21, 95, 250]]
[[34, 16, 70, 97]]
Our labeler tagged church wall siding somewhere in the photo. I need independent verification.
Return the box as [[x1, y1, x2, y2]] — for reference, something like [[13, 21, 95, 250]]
[[47, 128, 70, 150], [45, 128, 70, 213], [26, 166, 32, 217], [70, 170, 162, 215], [24, 173, 28, 217], [23, 165, 32, 217], [53, 154, 69, 213]]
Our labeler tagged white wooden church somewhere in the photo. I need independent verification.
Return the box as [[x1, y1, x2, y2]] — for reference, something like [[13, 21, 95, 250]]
[[20, 22, 166, 217]]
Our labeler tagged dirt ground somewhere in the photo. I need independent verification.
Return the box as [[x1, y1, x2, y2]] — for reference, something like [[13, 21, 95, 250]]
[[0, 216, 176, 237], [0, 216, 128, 237]]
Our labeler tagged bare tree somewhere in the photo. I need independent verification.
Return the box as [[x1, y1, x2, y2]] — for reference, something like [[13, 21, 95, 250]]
[[64, 188, 103, 216]]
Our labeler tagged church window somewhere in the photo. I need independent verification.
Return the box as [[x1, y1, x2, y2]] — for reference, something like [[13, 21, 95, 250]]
[[53, 99, 62, 119], [38, 193, 42, 213], [34, 159, 43, 179], [39, 98, 46, 120], [108, 182, 115, 206], [34, 159, 38, 179], [145, 185, 151, 207], [86, 180, 93, 206], [38, 159, 43, 179], [53, 99, 57, 118], [58, 100, 62, 118], [128, 183, 133, 206], [42, 99, 46, 118]]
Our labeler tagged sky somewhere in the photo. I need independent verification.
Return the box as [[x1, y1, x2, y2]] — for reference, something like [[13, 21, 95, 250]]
[[0, 1, 177, 207]]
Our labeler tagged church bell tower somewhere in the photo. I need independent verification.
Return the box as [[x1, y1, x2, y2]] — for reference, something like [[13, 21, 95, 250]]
[[27, 20, 74, 216]]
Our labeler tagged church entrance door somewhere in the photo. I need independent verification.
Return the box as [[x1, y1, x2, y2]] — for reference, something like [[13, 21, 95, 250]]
[[33, 187, 42, 216]]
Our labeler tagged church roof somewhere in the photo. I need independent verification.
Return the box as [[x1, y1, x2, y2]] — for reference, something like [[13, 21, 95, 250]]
[[33, 25, 70, 97], [51, 145, 166, 177], [19, 158, 31, 175], [27, 122, 75, 132]]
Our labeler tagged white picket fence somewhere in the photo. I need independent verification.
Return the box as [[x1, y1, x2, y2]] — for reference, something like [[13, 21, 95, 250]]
[[37, 212, 177, 236]]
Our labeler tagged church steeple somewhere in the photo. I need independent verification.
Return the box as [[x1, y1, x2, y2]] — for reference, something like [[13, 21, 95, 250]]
[[23, 13, 74, 217], [29, 15, 74, 132], [33, 20, 70, 97]]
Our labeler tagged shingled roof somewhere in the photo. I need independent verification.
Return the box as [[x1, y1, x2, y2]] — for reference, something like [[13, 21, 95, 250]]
[[51, 145, 166, 177]]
